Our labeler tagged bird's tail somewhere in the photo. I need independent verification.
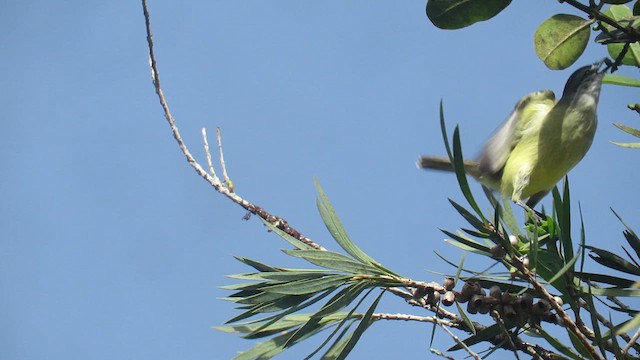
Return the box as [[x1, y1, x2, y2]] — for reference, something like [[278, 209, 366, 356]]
[[417, 155, 482, 180]]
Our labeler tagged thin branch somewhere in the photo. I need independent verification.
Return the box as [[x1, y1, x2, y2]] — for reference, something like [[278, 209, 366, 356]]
[[622, 327, 640, 356], [438, 324, 482, 360], [562, 0, 640, 43], [511, 257, 604, 360], [141, 0, 324, 251], [202, 128, 216, 177], [216, 127, 231, 186]]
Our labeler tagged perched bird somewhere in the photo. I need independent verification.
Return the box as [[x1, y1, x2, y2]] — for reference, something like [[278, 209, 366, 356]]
[[418, 60, 607, 208]]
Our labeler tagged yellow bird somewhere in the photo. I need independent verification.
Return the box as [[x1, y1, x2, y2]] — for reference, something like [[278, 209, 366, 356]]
[[418, 60, 607, 208]]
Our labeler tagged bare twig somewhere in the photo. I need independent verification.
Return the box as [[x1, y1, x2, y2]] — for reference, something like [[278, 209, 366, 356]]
[[202, 128, 216, 177], [439, 324, 482, 360], [141, 0, 324, 251], [216, 127, 231, 186], [622, 327, 640, 356]]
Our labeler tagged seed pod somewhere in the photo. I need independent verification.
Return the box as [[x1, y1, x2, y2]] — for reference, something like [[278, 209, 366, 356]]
[[532, 299, 550, 315], [442, 291, 456, 306], [489, 285, 502, 300], [490, 245, 506, 259], [427, 291, 441, 305], [443, 277, 455, 291]]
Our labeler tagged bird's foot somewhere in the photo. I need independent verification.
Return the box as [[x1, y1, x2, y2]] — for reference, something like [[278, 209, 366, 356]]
[[515, 200, 544, 224]]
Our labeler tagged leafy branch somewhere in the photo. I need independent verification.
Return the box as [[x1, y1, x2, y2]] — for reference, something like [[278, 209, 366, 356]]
[[141, 0, 640, 358]]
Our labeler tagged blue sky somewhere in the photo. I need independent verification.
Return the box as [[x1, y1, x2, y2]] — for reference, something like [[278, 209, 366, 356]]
[[2, 1, 639, 359]]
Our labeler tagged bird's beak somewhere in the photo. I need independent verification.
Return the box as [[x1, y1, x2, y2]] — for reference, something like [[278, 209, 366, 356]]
[[594, 58, 610, 73]]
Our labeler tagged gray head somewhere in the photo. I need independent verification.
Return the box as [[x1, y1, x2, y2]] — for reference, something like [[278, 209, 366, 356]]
[[562, 59, 607, 100]]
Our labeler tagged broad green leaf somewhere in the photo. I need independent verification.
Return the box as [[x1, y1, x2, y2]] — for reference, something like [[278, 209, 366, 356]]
[[426, 0, 512, 30], [534, 14, 591, 69], [603, 73, 640, 87], [282, 249, 385, 274], [604, 5, 640, 65]]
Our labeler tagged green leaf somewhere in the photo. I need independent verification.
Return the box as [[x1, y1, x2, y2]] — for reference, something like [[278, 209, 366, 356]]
[[586, 246, 640, 275], [451, 127, 486, 220], [603, 73, 640, 87], [448, 199, 486, 233], [587, 287, 640, 297], [583, 285, 607, 358], [612, 208, 640, 259], [261, 218, 315, 250], [604, 0, 634, 4], [441, 228, 491, 253], [604, 5, 640, 66], [333, 290, 384, 360], [455, 301, 476, 335], [613, 123, 640, 138], [616, 312, 640, 334], [426, 0, 512, 30], [546, 248, 580, 285], [235, 256, 281, 272], [259, 275, 351, 295], [439, 100, 453, 161], [314, 179, 394, 275], [449, 323, 501, 350], [283, 249, 386, 275], [535, 325, 584, 360], [611, 141, 640, 148], [575, 272, 635, 287], [534, 14, 591, 70], [321, 288, 377, 359], [559, 177, 573, 259]]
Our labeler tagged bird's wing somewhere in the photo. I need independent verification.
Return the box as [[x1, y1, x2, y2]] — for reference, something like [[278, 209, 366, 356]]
[[478, 90, 556, 177]]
